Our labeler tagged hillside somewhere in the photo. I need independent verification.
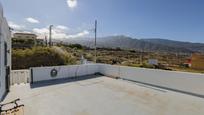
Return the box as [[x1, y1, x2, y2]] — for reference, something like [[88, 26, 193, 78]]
[[142, 38, 204, 53], [63, 36, 204, 53]]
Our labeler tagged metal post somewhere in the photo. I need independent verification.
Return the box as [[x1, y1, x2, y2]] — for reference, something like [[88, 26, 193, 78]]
[[94, 20, 97, 63], [49, 25, 53, 47]]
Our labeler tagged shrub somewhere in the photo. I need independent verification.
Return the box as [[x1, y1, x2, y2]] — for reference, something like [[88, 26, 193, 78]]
[[12, 47, 76, 69]]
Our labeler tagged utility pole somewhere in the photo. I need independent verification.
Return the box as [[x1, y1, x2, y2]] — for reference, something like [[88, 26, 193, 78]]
[[49, 25, 53, 47], [140, 46, 144, 65], [94, 20, 97, 63], [45, 35, 48, 47]]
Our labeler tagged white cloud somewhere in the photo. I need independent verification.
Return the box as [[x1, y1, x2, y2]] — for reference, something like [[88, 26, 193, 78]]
[[8, 21, 25, 30], [33, 28, 49, 34], [26, 17, 40, 24], [56, 25, 69, 30], [67, 30, 89, 38], [32, 26, 89, 39], [67, 0, 77, 8]]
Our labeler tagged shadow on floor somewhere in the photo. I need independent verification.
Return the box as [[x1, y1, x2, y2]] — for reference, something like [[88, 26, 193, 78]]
[[30, 74, 103, 89], [122, 78, 204, 99]]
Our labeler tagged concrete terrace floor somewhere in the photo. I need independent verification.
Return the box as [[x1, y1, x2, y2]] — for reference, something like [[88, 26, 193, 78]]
[[3, 75, 204, 115]]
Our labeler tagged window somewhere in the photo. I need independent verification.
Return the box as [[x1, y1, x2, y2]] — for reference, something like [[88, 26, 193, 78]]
[[4, 42, 7, 66]]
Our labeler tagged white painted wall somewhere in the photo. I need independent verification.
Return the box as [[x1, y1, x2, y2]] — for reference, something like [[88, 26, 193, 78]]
[[31, 64, 99, 82], [99, 64, 204, 97], [0, 3, 11, 101]]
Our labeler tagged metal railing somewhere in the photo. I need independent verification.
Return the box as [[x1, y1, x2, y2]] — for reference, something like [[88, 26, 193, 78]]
[[10, 70, 30, 85]]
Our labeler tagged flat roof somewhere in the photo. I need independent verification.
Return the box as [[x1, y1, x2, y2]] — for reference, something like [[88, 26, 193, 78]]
[[3, 75, 204, 115]]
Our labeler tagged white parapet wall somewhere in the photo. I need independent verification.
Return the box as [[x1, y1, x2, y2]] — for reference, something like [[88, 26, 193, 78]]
[[98, 64, 204, 97], [31, 64, 204, 97], [31, 64, 99, 83]]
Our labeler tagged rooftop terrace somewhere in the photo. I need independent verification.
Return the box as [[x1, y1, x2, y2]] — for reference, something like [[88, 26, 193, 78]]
[[3, 75, 204, 115]]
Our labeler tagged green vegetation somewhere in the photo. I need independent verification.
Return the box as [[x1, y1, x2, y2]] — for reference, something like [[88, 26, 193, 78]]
[[11, 38, 204, 73], [12, 47, 76, 69], [66, 44, 83, 49]]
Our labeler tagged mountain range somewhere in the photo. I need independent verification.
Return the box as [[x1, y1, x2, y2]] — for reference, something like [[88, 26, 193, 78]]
[[62, 35, 204, 53]]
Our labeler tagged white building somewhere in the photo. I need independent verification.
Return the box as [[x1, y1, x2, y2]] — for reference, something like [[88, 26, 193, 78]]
[[13, 33, 37, 40], [0, 3, 11, 101], [148, 59, 158, 65]]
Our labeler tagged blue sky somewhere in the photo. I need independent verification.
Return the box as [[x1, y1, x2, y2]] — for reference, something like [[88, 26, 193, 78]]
[[1, 0, 204, 43]]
